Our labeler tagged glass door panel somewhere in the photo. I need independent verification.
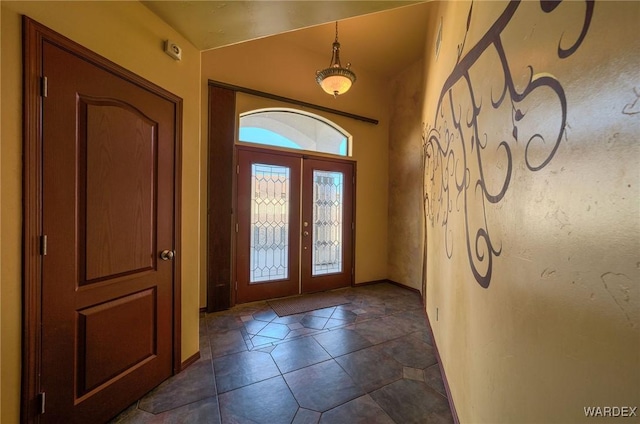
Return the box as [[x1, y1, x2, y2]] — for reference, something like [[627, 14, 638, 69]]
[[312, 170, 344, 276], [236, 148, 300, 303], [250, 163, 290, 283], [302, 159, 354, 293]]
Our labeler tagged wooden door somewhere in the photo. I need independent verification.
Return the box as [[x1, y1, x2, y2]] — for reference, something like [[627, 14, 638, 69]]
[[236, 147, 354, 303], [236, 148, 301, 303], [23, 19, 181, 423], [301, 159, 354, 293]]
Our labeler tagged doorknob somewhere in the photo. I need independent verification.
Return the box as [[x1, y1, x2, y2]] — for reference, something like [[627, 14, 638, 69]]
[[159, 250, 175, 261]]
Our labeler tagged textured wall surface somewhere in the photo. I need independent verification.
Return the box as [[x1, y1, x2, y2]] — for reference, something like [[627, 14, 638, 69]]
[[389, 0, 639, 421], [388, 59, 427, 291]]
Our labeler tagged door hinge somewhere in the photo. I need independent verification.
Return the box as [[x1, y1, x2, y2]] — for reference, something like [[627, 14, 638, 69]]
[[236, 164, 240, 174], [235, 281, 238, 291], [40, 235, 48, 256], [351, 222, 355, 231], [41, 76, 48, 98], [235, 223, 239, 233], [37, 392, 46, 415]]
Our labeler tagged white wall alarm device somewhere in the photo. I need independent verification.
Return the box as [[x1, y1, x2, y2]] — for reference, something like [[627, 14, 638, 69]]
[[164, 40, 182, 61]]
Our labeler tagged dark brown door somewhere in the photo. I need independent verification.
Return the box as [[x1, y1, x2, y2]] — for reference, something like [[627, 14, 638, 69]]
[[236, 148, 301, 303], [301, 159, 354, 293], [39, 39, 177, 422], [236, 147, 354, 303]]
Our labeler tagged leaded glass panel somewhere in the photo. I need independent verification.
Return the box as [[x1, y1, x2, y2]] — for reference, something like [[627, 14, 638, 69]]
[[250, 163, 290, 283], [312, 170, 344, 275]]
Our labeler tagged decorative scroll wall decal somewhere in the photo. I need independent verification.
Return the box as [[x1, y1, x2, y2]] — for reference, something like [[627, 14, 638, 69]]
[[422, 0, 595, 288]]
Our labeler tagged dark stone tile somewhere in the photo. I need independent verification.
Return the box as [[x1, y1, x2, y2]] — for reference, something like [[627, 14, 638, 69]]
[[383, 297, 422, 315], [382, 311, 427, 334], [353, 305, 387, 322], [271, 337, 331, 373], [119, 285, 452, 424], [329, 308, 358, 322], [353, 318, 406, 345], [292, 408, 321, 424], [206, 315, 244, 332], [284, 360, 364, 412], [155, 396, 220, 424], [401, 307, 430, 323], [378, 334, 437, 369], [249, 334, 280, 348], [213, 351, 280, 393], [308, 307, 336, 318], [253, 310, 278, 322], [285, 327, 326, 340], [243, 319, 268, 335], [424, 364, 447, 397], [257, 322, 291, 339], [404, 366, 425, 381], [324, 318, 349, 329], [219, 376, 298, 424], [301, 315, 329, 330], [138, 359, 215, 414], [272, 313, 305, 324], [109, 402, 153, 423], [319, 394, 395, 424], [210, 330, 247, 357], [199, 335, 212, 360], [410, 329, 433, 346], [313, 328, 372, 357], [371, 379, 454, 424], [256, 345, 277, 354], [335, 345, 403, 392]]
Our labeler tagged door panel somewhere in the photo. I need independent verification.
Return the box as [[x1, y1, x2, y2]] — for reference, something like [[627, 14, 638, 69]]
[[302, 160, 354, 293], [82, 98, 157, 282], [236, 149, 301, 303], [40, 39, 175, 423]]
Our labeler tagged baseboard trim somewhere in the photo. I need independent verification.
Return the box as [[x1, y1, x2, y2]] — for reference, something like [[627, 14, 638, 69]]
[[384, 279, 422, 296], [180, 351, 201, 372], [353, 279, 422, 295], [424, 310, 460, 424], [352, 279, 388, 287]]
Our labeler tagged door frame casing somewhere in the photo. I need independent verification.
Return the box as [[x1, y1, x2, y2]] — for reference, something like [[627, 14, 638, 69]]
[[21, 17, 183, 422]]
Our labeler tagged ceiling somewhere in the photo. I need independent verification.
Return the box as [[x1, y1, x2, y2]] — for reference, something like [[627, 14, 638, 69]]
[[142, 1, 432, 78]]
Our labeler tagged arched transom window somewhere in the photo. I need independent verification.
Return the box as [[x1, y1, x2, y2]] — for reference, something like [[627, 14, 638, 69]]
[[239, 108, 351, 157]]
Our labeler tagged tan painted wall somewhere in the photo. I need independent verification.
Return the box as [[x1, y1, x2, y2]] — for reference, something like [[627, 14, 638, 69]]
[[388, 59, 427, 291], [389, 1, 639, 422], [0, 2, 202, 422], [200, 36, 390, 306]]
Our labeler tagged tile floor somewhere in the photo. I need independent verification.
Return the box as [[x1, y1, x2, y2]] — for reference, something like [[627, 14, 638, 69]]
[[112, 283, 454, 423]]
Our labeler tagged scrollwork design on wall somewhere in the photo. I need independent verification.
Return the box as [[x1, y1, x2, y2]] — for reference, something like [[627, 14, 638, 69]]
[[422, 0, 595, 288]]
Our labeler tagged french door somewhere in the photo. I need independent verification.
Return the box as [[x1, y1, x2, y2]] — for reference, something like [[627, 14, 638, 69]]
[[236, 147, 354, 303]]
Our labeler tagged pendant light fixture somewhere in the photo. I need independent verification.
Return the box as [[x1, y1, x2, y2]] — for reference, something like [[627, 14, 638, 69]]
[[316, 21, 356, 98]]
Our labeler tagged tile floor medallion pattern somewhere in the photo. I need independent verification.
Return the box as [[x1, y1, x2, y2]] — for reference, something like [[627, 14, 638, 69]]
[[111, 283, 453, 423]]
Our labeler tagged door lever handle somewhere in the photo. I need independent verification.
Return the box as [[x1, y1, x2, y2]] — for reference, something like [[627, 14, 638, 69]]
[[160, 250, 175, 261]]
